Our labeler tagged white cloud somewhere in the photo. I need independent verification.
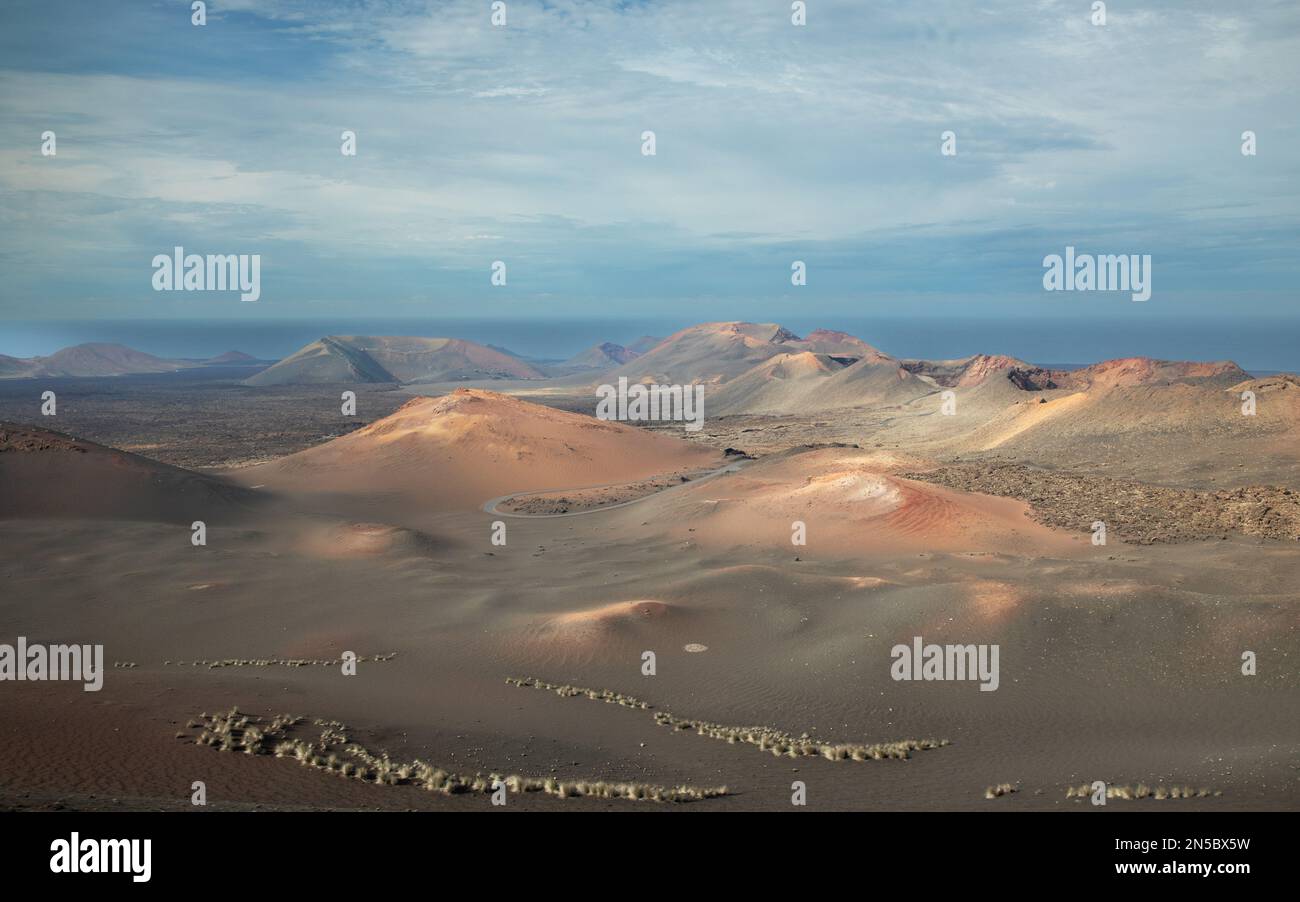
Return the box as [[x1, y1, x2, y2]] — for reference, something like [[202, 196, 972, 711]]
[[0, 0, 1297, 314]]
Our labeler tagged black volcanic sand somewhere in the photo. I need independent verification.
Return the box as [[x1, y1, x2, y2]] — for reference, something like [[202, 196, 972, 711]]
[[1, 495, 1296, 811]]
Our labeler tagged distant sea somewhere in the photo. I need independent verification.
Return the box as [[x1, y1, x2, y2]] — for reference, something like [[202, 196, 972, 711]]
[[1, 317, 1296, 374]]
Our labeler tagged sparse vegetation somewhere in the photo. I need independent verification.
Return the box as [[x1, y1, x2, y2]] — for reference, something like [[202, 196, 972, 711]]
[[183, 707, 726, 803], [506, 676, 650, 708], [985, 783, 1017, 799], [165, 653, 397, 670], [1065, 783, 1221, 800], [0, 375, 412, 469], [907, 463, 1300, 543], [507, 676, 948, 761]]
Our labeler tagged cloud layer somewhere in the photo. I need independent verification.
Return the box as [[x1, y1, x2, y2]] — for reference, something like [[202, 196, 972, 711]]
[[1, 0, 1297, 319]]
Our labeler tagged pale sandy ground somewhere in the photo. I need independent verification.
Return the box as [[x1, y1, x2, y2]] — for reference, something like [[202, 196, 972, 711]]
[[1, 389, 1297, 811]]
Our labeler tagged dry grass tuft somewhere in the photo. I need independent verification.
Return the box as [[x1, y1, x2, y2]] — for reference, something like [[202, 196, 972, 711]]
[[505, 676, 651, 708], [181, 708, 724, 804], [507, 676, 948, 761], [1065, 783, 1221, 800], [164, 653, 398, 670], [984, 783, 1017, 799]]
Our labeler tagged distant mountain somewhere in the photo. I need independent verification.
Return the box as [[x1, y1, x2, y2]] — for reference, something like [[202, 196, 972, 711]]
[[245, 335, 545, 386], [608, 323, 1258, 417], [1050, 357, 1248, 391], [902, 354, 1248, 392], [0, 343, 273, 377], [599, 321, 900, 389], [606, 322, 812, 385], [709, 350, 933, 415], [562, 341, 640, 370], [902, 354, 1040, 388], [204, 350, 259, 365], [245, 336, 393, 385], [0, 354, 36, 378], [0, 343, 186, 379], [44, 343, 184, 376], [788, 329, 891, 362]]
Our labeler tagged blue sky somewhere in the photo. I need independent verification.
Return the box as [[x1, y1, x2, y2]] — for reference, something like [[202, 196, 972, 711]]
[[0, 0, 1297, 325]]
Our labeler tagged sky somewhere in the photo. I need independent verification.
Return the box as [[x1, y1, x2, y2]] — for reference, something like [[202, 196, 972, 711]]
[[0, 0, 1297, 329]]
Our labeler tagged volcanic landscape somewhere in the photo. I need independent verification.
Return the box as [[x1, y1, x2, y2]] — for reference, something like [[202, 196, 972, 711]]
[[1, 322, 1296, 811]]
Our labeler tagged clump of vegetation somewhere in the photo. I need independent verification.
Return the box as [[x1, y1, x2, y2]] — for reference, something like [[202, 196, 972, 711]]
[[652, 710, 946, 760], [506, 676, 650, 708], [1065, 783, 1221, 800], [166, 653, 398, 670], [984, 783, 1017, 799], [507, 675, 948, 761], [182, 708, 725, 804]]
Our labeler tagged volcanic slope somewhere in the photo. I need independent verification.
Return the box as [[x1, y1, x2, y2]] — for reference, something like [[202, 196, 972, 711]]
[[0, 422, 260, 523], [916, 358, 1272, 452], [614, 445, 1082, 557], [854, 358, 1297, 485], [709, 352, 934, 415], [232, 388, 724, 510]]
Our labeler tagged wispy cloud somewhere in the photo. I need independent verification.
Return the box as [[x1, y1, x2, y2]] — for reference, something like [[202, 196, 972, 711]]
[[0, 0, 1296, 318]]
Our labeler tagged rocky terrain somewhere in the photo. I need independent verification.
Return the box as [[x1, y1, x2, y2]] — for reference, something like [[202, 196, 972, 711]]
[[907, 462, 1300, 544]]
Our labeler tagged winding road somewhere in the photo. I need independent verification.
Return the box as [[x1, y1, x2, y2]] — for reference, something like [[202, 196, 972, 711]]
[[481, 458, 750, 519]]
